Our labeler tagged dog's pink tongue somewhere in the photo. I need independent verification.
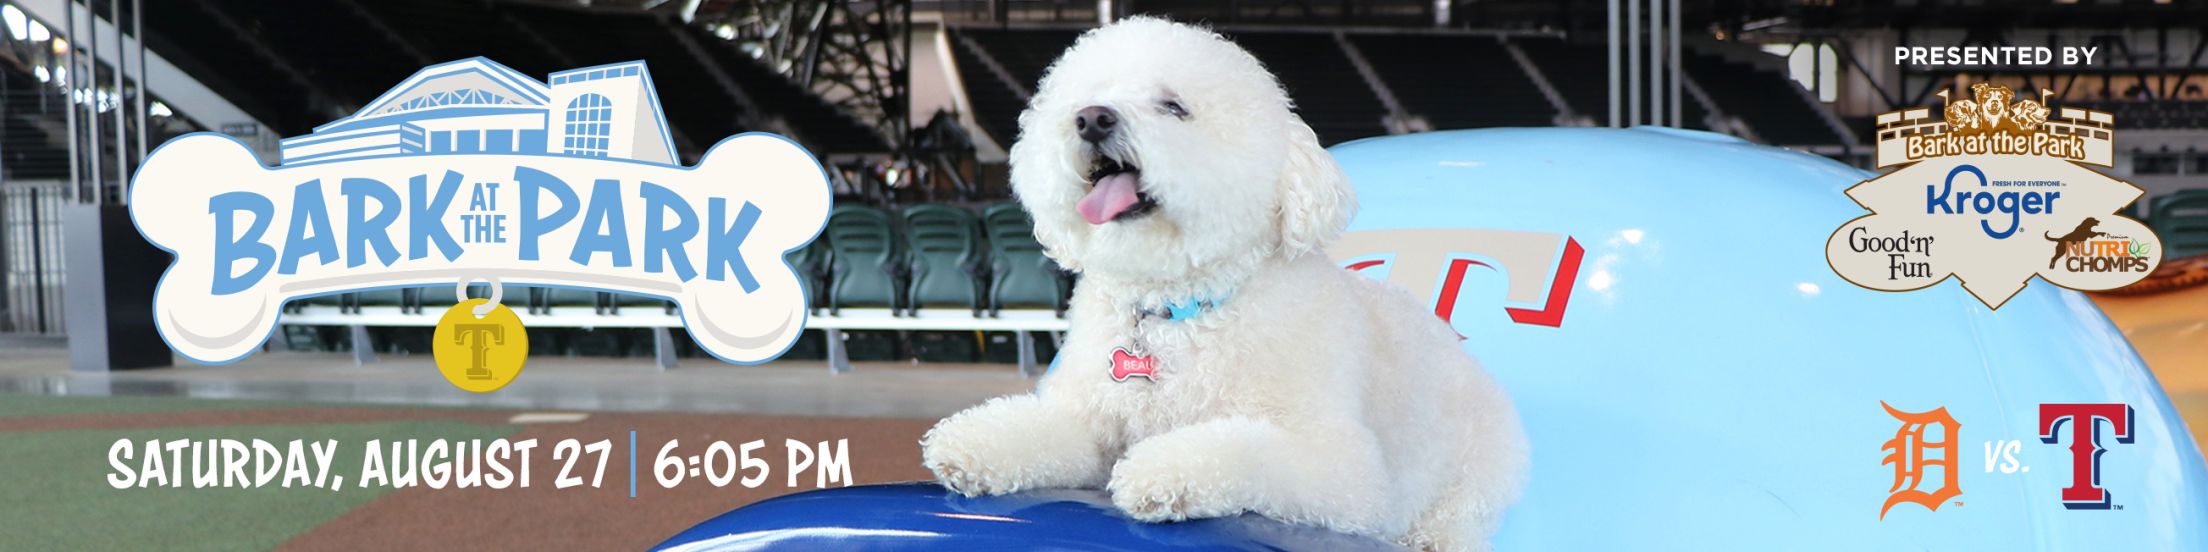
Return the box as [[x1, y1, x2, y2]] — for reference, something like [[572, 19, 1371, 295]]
[[1078, 172, 1141, 224]]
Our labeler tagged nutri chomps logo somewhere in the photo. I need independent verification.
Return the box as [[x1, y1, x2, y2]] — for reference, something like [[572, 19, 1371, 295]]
[[2041, 217, 2153, 274], [1828, 85, 2161, 308], [129, 58, 830, 365]]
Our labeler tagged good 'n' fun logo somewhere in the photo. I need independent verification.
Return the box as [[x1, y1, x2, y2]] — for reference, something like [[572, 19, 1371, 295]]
[[1826, 84, 2162, 308], [128, 58, 830, 390]]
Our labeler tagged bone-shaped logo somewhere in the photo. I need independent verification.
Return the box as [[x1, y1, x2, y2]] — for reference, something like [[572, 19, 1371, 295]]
[[129, 132, 829, 364]]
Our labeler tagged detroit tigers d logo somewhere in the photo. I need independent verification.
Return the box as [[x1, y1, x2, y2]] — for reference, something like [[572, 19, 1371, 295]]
[[1881, 401, 1962, 519]]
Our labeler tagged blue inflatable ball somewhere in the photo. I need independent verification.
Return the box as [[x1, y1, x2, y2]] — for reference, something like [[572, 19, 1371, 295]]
[[1326, 127, 2207, 549], [653, 482, 1396, 551], [662, 127, 2208, 549]]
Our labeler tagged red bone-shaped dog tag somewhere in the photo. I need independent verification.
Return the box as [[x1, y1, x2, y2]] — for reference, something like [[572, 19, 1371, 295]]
[[1110, 348, 1156, 382]]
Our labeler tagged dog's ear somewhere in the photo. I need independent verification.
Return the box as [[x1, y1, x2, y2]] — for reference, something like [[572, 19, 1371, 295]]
[[1008, 163, 1086, 274], [1004, 113, 1086, 273], [1026, 204, 1084, 273], [1275, 120, 1357, 257]]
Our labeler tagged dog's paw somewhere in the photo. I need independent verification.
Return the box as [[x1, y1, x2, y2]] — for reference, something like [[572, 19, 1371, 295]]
[[920, 415, 1019, 496], [1106, 447, 1243, 522], [925, 452, 999, 497], [921, 395, 1103, 496]]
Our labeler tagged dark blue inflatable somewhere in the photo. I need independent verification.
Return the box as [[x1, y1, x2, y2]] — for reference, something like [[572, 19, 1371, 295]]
[[654, 482, 1397, 551]]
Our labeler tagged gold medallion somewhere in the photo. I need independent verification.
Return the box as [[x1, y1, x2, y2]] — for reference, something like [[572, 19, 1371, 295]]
[[432, 299, 528, 393]]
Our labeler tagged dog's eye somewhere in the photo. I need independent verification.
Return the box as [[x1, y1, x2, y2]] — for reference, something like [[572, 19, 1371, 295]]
[[1161, 100, 1189, 119]]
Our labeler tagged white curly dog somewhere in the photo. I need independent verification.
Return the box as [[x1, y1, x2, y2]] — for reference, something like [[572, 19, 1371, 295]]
[[920, 17, 1527, 551]]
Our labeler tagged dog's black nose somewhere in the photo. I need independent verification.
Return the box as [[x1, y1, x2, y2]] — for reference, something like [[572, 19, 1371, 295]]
[[1075, 106, 1117, 143]]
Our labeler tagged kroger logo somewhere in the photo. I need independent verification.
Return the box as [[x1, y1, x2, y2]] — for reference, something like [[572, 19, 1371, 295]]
[[1923, 164, 2062, 239]]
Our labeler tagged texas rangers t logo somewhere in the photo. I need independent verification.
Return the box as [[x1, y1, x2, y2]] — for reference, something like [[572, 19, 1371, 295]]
[[2039, 403, 2135, 509], [1881, 401, 1962, 519]]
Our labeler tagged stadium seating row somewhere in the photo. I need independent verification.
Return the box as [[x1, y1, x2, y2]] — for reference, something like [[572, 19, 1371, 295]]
[[2074, 101, 2208, 130], [1352, 34, 1557, 129], [801, 202, 1074, 317], [137, 0, 888, 161], [950, 28, 1835, 148], [945, 28, 1081, 146], [1224, 32, 1391, 145], [1676, 46, 1844, 146], [1508, 38, 1715, 132], [2145, 190, 2208, 259], [280, 284, 668, 316], [0, 66, 70, 180]]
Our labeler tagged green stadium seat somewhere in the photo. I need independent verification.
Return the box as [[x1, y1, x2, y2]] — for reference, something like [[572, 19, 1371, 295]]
[[353, 288, 406, 309], [2149, 193, 2180, 225], [377, 326, 434, 355], [904, 206, 989, 360], [538, 287, 604, 315], [2118, 200, 2143, 223], [982, 202, 1031, 231], [2151, 190, 2208, 259], [405, 286, 447, 314], [787, 238, 834, 312], [280, 325, 345, 352], [607, 293, 671, 315], [826, 205, 905, 314], [982, 203, 1070, 316], [498, 285, 540, 314], [902, 204, 988, 315], [420, 284, 549, 315], [285, 293, 344, 314], [406, 283, 498, 313]]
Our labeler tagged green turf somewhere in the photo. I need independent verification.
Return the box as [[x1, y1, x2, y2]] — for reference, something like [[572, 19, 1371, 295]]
[[0, 420, 516, 551], [0, 394, 331, 419]]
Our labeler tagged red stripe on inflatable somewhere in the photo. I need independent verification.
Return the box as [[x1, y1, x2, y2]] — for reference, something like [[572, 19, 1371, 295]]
[[1435, 258, 1491, 322], [1504, 237, 1584, 327]]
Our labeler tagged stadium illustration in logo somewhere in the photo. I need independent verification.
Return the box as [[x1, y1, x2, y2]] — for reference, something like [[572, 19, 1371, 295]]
[[277, 58, 679, 166]]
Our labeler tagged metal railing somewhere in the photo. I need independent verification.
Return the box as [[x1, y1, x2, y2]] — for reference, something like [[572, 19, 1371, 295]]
[[0, 179, 65, 334]]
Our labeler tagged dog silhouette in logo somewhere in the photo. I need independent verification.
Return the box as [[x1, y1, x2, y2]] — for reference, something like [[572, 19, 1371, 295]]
[[2047, 217, 2109, 269], [1938, 89, 1980, 131], [1974, 83, 2012, 131], [2009, 91, 2051, 131], [1939, 84, 2053, 134]]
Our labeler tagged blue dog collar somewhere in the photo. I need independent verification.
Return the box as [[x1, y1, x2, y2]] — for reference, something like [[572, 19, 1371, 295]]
[[1140, 295, 1229, 322]]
